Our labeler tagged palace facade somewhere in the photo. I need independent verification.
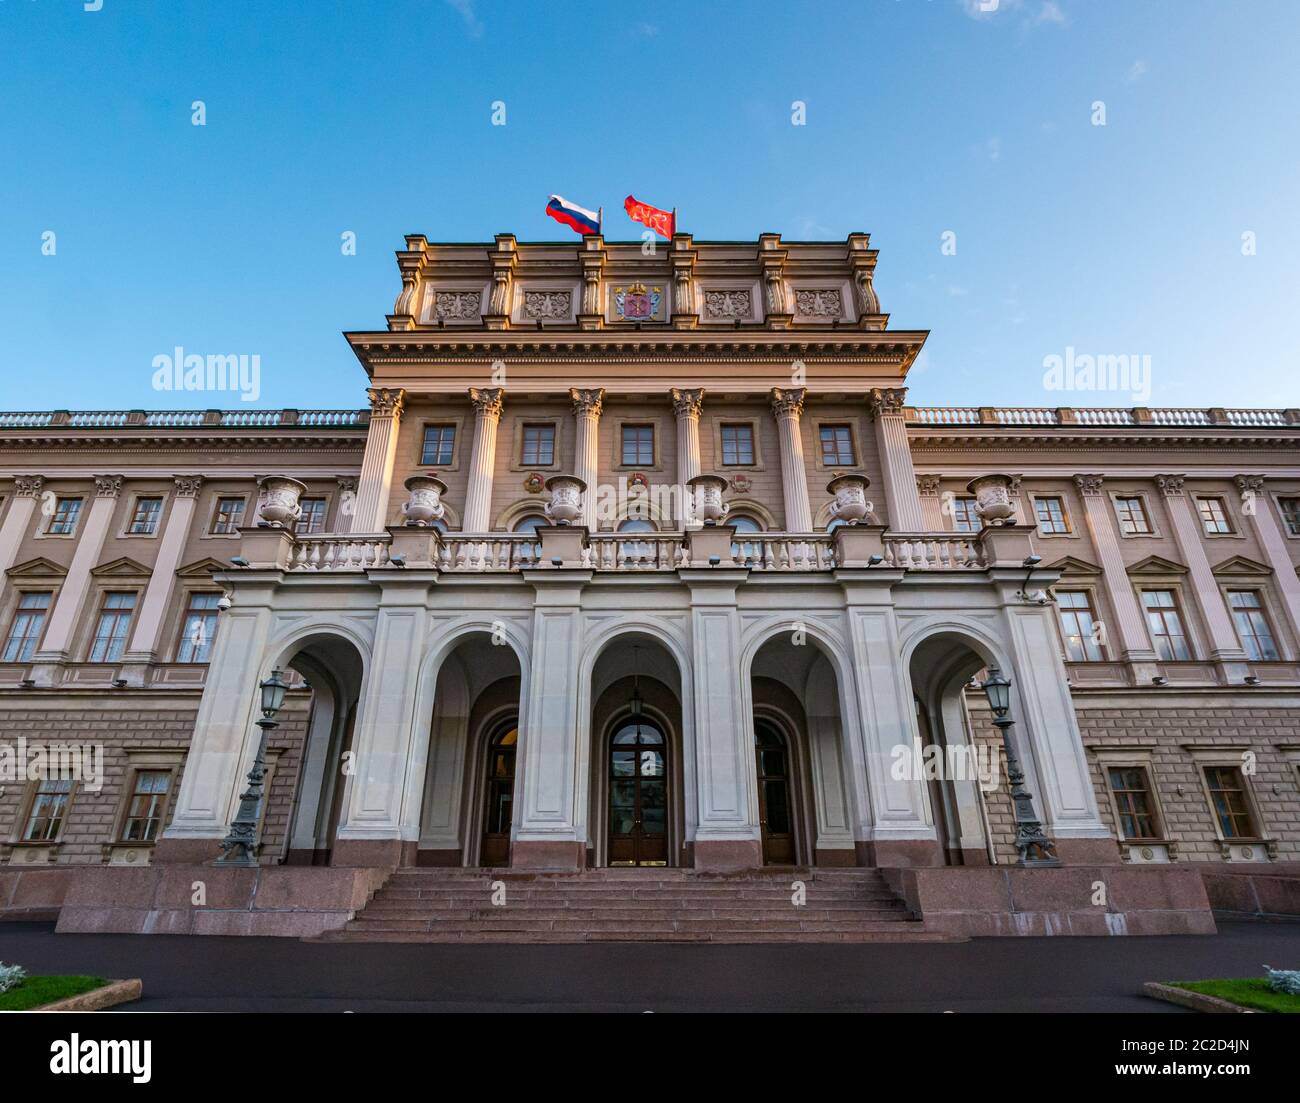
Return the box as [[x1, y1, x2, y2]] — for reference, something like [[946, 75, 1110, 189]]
[[1, 232, 1298, 939]]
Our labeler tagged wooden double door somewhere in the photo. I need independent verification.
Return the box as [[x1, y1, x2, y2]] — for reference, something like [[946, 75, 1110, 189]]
[[756, 722, 797, 865], [607, 719, 669, 866]]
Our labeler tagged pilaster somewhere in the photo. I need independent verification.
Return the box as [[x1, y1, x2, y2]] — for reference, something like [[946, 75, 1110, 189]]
[[0, 476, 43, 604], [463, 386, 505, 532], [351, 387, 405, 534], [570, 388, 604, 529], [868, 387, 926, 531], [769, 387, 813, 532]]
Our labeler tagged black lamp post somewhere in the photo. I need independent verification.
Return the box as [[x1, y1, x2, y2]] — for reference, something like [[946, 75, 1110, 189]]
[[979, 667, 1060, 867], [216, 669, 289, 866]]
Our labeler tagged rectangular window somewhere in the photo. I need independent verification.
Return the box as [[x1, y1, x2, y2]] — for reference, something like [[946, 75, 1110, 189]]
[[1113, 495, 1152, 535], [1229, 590, 1279, 661], [819, 425, 855, 466], [296, 497, 327, 534], [1196, 496, 1233, 535], [1056, 590, 1104, 661], [621, 425, 654, 466], [1278, 497, 1300, 537], [951, 497, 980, 533], [47, 497, 83, 535], [128, 496, 163, 535], [1034, 496, 1070, 535], [1203, 766, 1257, 839], [88, 592, 137, 663], [1107, 767, 1161, 841], [1142, 589, 1191, 660], [177, 593, 221, 663], [211, 497, 246, 534], [122, 770, 172, 842], [24, 778, 73, 842], [720, 424, 755, 466], [2, 592, 52, 662], [421, 425, 456, 466], [521, 424, 555, 466]]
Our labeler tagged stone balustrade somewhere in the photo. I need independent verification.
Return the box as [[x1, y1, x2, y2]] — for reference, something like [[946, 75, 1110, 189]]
[[0, 408, 370, 429], [907, 405, 1299, 429], [881, 533, 986, 570]]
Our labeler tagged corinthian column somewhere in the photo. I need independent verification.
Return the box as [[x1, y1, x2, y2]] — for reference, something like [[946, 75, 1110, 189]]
[[868, 387, 925, 531], [671, 388, 704, 525], [351, 388, 405, 533], [464, 387, 505, 532], [770, 388, 813, 532], [569, 388, 604, 529], [0, 476, 43, 604]]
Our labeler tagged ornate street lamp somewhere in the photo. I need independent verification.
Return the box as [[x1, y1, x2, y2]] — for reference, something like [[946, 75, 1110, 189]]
[[979, 667, 1060, 867], [216, 669, 289, 866]]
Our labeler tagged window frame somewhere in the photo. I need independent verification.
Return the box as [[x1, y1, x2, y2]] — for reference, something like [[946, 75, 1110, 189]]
[[617, 423, 657, 469], [1226, 588, 1281, 661], [14, 777, 77, 845], [520, 422, 558, 468], [1274, 494, 1300, 539], [420, 422, 459, 467], [816, 422, 856, 468], [2, 589, 54, 663], [124, 494, 165, 537], [1105, 763, 1164, 843], [295, 496, 330, 535], [719, 422, 757, 467], [1199, 763, 1262, 842], [43, 495, 84, 537], [1194, 495, 1236, 537], [949, 496, 981, 534], [206, 494, 249, 538], [86, 590, 139, 664], [1031, 494, 1073, 536], [709, 417, 764, 470], [175, 590, 223, 663], [1110, 492, 1156, 537], [1055, 588, 1106, 662], [1139, 587, 1194, 661]]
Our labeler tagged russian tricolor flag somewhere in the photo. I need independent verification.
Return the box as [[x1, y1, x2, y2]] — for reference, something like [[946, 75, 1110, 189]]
[[546, 195, 602, 236]]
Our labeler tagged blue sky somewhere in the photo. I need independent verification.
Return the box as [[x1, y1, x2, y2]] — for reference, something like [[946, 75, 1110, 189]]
[[2, 0, 1297, 412]]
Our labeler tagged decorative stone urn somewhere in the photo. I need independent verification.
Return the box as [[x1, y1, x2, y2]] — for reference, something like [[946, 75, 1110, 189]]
[[256, 476, 307, 528], [544, 474, 587, 526], [826, 473, 872, 525], [966, 473, 1018, 527], [687, 474, 730, 526], [401, 475, 447, 527]]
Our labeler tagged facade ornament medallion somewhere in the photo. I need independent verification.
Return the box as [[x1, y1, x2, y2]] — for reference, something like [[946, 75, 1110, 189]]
[[367, 387, 406, 419], [401, 475, 448, 527], [794, 288, 843, 317], [613, 282, 663, 322], [728, 473, 752, 494], [522, 290, 572, 320], [256, 476, 307, 528], [173, 475, 204, 498], [14, 475, 44, 498], [866, 387, 907, 419], [827, 474, 872, 525], [522, 472, 545, 494], [966, 473, 1018, 526], [703, 289, 752, 320], [687, 474, 730, 525], [94, 475, 124, 499], [544, 474, 586, 526], [769, 387, 807, 419], [432, 291, 483, 321], [1073, 474, 1105, 497], [468, 386, 505, 419], [670, 387, 705, 418]]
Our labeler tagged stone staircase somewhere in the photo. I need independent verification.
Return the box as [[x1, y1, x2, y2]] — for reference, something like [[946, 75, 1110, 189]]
[[319, 867, 954, 943]]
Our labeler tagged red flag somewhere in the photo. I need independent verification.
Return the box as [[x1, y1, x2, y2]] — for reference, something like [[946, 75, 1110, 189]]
[[624, 194, 675, 239]]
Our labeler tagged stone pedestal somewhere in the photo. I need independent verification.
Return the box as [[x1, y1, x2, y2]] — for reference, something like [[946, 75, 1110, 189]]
[[537, 524, 589, 567], [684, 524, 737, 567]]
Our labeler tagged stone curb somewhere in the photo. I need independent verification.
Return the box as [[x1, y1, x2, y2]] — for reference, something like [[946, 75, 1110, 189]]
[[33, 978, 143, 1013], [1142, 981, 1258, 1014]]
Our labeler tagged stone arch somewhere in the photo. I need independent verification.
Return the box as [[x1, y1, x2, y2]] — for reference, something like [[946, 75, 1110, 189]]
[[493, 497, 549, 531]]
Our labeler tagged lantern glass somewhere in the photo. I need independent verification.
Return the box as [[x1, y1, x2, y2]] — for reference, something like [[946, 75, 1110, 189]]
[[260, 669, 289, 717], [981, 668, 1012, 717]]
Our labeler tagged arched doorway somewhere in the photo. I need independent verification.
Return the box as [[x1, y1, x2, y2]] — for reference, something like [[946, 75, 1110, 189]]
[[587, 633, 686, 867], [755, 721, 796, 864], [749, 632, 858, 866], [607, 717, 668, 866], [480, 722, 518, 866]]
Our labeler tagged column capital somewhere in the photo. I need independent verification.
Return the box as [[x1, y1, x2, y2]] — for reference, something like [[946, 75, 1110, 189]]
[[173, 475, 204, 498], [1234, 473, 1267, 495], [13, 475, 44, 498], [866, 386, 907, 419], [1073, 474, 1105, 497], [94, 474, 124, 499], [335, 474, 359, 494], [670, 387, 705, 418], [468, 386, 505, 419], [916, 474, 942, 497], [1155, 473, 1186, 497], [569, 387, 605, 417], [769, 386, 806, 419], [366, 387, 406, 419]]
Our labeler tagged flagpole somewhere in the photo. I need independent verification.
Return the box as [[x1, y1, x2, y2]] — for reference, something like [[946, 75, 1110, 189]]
[[672, 207, 677, 237], [598, 207, 603, 237]]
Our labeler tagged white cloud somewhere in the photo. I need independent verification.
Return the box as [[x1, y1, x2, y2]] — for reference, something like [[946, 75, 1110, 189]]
[[446, 0, 484, 38], [960, 0, 1067, 29], [1126, 59, 1149, 83]]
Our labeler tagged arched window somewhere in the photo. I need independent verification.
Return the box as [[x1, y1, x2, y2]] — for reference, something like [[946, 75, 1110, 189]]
[[617, 518, 656, 533], [512, 514, 546, 567], [616, 517, 656, 566], [512, 514, 546, 534], [730, 514, 763, 566]]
